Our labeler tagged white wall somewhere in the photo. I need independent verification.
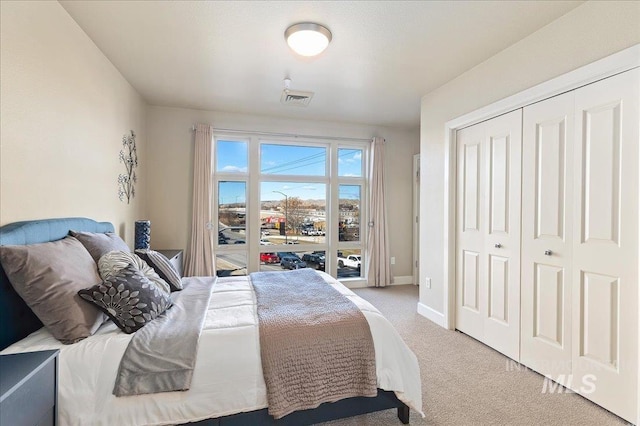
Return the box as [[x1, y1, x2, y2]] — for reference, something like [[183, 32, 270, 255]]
[[419, 1, 640, 316], [146, 106, 419, 280], [0, 1, 148, 245]]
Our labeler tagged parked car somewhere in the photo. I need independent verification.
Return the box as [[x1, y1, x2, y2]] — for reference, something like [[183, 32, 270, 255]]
[[260, 252, 279, 264], [218, 231, 229, 244], [302, 253, 325, 271], [260, 238, 273, 245], [281, 256, 307, 270], [277, 251, 301, 261], [338, 254, 361, 270]]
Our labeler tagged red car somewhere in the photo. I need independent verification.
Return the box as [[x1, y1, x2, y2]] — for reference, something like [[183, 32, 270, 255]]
[[260, 253, 279, 264]]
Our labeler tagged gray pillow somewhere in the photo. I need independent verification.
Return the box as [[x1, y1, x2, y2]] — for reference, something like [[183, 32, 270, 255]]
[[135, 249, 183, 291], [79, 264, 172, 334], [98, 250, 171, 295], [69, 230, 129, 263], [0, 236, 107, 344]]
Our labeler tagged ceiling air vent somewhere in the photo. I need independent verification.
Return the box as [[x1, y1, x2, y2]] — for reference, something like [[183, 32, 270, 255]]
[[280, 89, 314, 107]]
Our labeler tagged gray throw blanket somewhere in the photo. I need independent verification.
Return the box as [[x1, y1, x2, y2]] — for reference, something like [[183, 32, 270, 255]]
[[113, 277, 215, 396], [250, 269, 377, 419]]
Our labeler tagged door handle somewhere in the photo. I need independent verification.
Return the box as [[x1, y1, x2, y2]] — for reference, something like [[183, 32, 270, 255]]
[[494, 243, 502, 248], [544, 250, 552, 256]]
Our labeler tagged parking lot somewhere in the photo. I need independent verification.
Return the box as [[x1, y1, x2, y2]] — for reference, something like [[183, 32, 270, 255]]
[[217, 228, 361, 278]]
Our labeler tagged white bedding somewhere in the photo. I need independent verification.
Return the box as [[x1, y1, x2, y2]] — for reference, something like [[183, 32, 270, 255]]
[[1, 272, 424, 425]]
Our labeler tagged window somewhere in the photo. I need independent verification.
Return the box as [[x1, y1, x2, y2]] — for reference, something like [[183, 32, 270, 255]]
[[217, 140, 247, 173], [218, 181, 246, 244], [213, 137, 368, 281], [338, 185, 361, 243], [337, 248, 362, 279], [337, 148, 365, 278], [338, 148, 363, 177], [261, 144, 326, 176], [260, 182, 327, 246], [214, 138, 249, 276]]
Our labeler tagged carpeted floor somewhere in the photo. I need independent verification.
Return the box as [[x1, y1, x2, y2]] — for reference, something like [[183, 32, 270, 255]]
[[319, 285, 626, 426]]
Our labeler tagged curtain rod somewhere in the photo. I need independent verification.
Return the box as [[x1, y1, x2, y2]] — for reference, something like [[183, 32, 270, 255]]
[[191, 125, 372, 143]]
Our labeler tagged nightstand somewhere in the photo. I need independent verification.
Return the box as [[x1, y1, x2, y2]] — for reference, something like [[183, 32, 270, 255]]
[[0, 350, 59, 426], [157, 249, 183, 276]]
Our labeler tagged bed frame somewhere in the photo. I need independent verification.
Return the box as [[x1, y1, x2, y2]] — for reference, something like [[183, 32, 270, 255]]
[[0, 218, 410, 425]]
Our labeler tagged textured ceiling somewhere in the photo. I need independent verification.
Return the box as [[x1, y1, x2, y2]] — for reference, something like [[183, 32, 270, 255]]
[[60, 1, 583, 128]]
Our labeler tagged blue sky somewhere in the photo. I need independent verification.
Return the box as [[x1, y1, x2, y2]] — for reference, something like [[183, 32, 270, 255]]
[[216, 140, 248, 173], [216, 141, 363, 203]]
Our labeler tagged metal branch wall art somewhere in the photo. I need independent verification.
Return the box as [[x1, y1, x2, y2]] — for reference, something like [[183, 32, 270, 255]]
[[118, 130, 138, 204]]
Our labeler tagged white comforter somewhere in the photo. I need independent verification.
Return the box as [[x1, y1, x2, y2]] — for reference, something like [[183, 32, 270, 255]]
[[1, 272, 424, 425]]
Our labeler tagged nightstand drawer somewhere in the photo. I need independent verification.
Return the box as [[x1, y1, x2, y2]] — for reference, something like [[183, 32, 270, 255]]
[[157, 249, 183, 277], [1, 350, 58, 426]]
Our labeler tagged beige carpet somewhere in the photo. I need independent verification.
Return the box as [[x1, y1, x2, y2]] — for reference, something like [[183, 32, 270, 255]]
[[319, 285, 626, 426]]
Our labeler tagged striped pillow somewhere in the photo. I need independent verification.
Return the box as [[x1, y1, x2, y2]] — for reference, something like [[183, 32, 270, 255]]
[[135, 249, 183, 291]]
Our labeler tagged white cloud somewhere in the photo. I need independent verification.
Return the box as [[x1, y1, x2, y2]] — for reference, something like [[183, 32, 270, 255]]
[[221, 165, 247, 173], [341, 152, 362, 164]]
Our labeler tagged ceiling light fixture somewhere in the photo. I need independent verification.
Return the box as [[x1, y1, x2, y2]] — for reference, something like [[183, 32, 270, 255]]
[[285, 23, 332, 57]]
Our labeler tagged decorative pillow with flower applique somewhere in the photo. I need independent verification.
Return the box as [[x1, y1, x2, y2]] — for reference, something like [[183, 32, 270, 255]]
[[78, 264, 172, 333]]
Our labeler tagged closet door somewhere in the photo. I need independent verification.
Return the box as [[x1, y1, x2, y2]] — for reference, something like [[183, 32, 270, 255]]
[[456, 122, 486, 342], [571, 69, 638, 423], [482, 112, 522, 359], [456, 109, 522, 360], [521, 91, 574, 379]]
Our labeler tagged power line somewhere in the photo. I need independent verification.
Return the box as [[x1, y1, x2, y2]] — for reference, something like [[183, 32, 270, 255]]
[[261, 150, 326, 173], [261, 148, 361, 174]]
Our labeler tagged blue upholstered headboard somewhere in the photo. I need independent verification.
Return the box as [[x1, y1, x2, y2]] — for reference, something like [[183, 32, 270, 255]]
[[0, 217, 114, 350]]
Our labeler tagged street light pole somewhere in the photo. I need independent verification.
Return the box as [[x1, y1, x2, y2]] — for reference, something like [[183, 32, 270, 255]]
[[273, 191, 288, 244]]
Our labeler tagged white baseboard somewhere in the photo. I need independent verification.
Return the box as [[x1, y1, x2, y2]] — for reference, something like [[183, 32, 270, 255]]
[[341, 275, 415, 288], [392, 275, 414, 285], [417, 302, 446, 327]]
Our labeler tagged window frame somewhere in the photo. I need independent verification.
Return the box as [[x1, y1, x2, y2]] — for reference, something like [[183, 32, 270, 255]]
[[212, 133, 369, 283]]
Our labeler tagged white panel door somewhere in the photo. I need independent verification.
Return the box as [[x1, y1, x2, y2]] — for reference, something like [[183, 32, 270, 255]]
[[572, 69, 638, 423], [456, 122, 485, 342], [521, 91, 574, 379], [482, 111, 522, 360], [456, 109, 522, 360]]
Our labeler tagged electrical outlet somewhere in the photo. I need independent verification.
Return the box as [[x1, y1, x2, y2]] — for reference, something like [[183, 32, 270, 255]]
[[425, 277, 431, 289], [390, 257, 396, 265]]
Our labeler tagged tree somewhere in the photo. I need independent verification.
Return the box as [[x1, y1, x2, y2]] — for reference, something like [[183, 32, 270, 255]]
[[285, 196, 305, 235]]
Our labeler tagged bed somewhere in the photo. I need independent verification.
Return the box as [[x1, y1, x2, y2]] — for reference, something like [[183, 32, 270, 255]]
[[0, 218, 423, 425]]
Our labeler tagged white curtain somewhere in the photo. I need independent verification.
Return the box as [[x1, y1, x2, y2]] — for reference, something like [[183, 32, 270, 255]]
[[184, 123, 216, 277], [366, 137, 391, 287]]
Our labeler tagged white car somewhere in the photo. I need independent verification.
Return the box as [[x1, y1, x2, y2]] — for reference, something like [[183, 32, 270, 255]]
[[260, 239, 273, 245], [338, 254, 361, 269]]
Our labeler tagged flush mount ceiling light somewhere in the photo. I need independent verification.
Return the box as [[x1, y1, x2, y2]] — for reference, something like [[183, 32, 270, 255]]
[[285, 23, 332, 57]]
